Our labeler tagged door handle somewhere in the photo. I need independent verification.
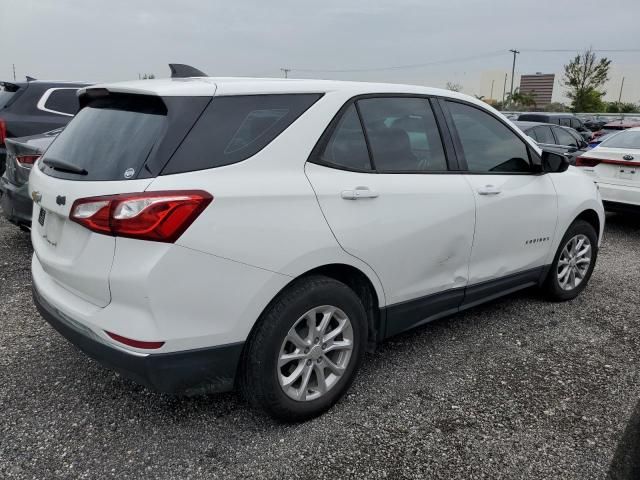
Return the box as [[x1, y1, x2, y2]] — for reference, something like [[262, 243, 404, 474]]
[[341, 186, 379, 200], [477, 185, 502, 196]]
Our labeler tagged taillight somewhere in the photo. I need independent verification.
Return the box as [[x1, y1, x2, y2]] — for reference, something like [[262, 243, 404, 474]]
[[576, 157, 601, 167], [0, 119, 6, 144], [576, 157, 638, 168], [15, 154, 40, 168], [70, 190, 212, 242]]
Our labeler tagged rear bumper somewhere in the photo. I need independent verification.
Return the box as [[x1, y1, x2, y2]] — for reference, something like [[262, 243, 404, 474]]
[[597, 182, 640, 208], [0, 174, 32, 227], [33, 283, 244, 394]]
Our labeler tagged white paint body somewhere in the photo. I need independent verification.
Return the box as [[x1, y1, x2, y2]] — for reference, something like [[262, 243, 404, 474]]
[[577, 127, 640, 207], [29, 77, 605, 356]]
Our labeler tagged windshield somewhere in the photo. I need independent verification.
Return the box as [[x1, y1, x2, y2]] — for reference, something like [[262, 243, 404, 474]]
[[600, 130, 640, 149]]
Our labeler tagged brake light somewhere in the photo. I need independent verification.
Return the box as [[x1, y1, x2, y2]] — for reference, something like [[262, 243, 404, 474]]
[[576, 157, 601, 167], [70, 190, 212, 242], [0, 119, 6, 144], [105, 331, 165, 349], [15, 154, 40, 168]]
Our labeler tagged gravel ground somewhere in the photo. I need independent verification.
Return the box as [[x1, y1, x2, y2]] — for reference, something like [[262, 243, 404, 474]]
[[1, 213, 639, 479]]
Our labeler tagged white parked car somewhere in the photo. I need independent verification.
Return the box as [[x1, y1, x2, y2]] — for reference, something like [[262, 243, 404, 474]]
[[576, 127, 640, 212], [29, 78, 604, 421]]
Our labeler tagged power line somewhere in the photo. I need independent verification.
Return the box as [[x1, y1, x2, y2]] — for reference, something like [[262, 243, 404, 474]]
[[288, 47, 640, 74], [290, 50, 507, 73]]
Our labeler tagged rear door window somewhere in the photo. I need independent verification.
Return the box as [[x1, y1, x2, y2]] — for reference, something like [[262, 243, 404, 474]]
[[534, 126, 555, 144], [40, 94, 167, 180], [42, 88, 80, 115], [316, 104, 372, 171], [553, 127, 578, 147], [357, 97, 447, 172], [164, 94, 322, 174]]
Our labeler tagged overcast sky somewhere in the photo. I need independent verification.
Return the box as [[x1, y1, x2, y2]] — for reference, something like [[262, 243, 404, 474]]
[[2, 0, 639, 102]]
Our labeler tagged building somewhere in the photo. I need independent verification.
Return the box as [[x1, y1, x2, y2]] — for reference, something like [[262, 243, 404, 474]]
[[519, 73, 555, 107]]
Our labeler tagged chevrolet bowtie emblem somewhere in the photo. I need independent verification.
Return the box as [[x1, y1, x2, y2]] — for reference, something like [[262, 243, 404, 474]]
[[31, 191, 42, 203]]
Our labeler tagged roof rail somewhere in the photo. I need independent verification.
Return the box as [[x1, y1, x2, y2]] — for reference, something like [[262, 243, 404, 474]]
[[169, 64, 207, 79]]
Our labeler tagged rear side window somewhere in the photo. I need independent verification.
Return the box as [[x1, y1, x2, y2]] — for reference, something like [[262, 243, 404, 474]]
[[357, 97, 447, 172], [40, 94, 167, 181], [534, 126, 555, 144], [318, 104, 372, 171], [447, 101, 531, 173], [42, 88, 79, 115], [164, 94, 321, 174]]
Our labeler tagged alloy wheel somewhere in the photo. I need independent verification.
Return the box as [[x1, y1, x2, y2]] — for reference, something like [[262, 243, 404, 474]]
[[557, 234, 592, 291]]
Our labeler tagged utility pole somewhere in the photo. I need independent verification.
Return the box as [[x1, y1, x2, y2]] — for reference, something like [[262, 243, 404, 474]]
[[508, 49, 520, 107], [490, 79, 495, 101], [12, 63, 16, 81], [502, 73, 508, 107], [618, 76, 625, 103], [280, 68, 291, 79]]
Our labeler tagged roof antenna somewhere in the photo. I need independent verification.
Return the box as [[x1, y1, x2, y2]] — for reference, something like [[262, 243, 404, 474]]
[[25, 76, 37, 82], [169, 64, 207, 78]]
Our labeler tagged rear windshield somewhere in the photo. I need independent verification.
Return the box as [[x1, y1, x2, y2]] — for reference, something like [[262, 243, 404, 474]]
[[162, 94, 322, 175], [40, 94, 167, 181], [518, 114, 547, 122], [0, 86, 17, 109], [600, 130, 640, 149]]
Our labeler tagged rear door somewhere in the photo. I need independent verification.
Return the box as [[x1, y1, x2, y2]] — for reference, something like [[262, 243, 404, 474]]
[[29, 92, 209, 307], [443, 100, 558, 289], [305, 96, 476, 332]]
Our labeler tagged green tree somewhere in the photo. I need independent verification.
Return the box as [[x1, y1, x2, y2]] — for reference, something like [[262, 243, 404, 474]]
[[506, 88, 537, 109], [563, 49, 611, 112]]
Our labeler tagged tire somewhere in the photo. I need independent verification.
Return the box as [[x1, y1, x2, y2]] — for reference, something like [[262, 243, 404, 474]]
[[239, 275, 367, 422], [543, 220, 598, 301]]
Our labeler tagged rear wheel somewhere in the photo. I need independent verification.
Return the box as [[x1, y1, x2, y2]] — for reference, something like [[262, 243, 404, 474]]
[[239, 275, 367, 422], [544, 220, 598, 301]]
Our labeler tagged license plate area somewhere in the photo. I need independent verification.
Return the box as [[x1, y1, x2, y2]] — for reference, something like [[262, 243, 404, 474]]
[[616, 168, 637, 181]]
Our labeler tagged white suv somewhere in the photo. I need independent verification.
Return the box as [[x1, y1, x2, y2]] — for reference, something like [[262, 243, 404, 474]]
[[29, 78, 604, 421]]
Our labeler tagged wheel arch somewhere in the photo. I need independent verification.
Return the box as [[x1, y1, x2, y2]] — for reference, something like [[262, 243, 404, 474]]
[[574, 208, 601, 240]]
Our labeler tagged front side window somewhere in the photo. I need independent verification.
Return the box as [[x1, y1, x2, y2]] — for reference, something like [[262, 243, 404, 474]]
[[318, 104, 371, 171], [534, 126, 555, 144], [559, 118, 571, 127], [447, 101, 531, 173], [553, 127, 578, 147], [357, 97, 447, 172]]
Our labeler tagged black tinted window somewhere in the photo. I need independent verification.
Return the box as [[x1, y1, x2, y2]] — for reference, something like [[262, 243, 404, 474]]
[[357, 97, 447, 172], [559, 118, 571, 127], [448, 101, 531, 173], [41, 95, 166, 181], [165, 94, 321, 174], [535, 126, 555, 144], [553, 127, 578, 147], [44, 89, 79, 115], [318, 104, 371, 171]]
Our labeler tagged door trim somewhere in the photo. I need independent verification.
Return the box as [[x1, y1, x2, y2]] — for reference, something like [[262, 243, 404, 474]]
[[381, 266, 547, 339]]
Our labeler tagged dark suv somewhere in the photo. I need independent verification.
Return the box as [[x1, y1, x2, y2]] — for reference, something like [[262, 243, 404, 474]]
[[517, 113, 592, 141], [0, 79, 91, 175]]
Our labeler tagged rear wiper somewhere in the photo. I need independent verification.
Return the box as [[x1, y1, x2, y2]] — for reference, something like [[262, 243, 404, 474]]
[[43, 158, 88, 175]]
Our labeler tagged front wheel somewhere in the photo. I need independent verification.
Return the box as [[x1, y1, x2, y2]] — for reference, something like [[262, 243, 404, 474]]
[[239, 275, 367, 422], [544, 220, 598, 301]]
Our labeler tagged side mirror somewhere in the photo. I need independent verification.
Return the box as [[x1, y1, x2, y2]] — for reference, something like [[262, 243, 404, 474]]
[[542, 150, 570, 173], [566, 146, 578, 153]]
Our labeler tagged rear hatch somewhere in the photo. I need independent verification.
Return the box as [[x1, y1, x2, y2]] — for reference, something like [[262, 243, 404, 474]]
[[29, 89, 212, 307]]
